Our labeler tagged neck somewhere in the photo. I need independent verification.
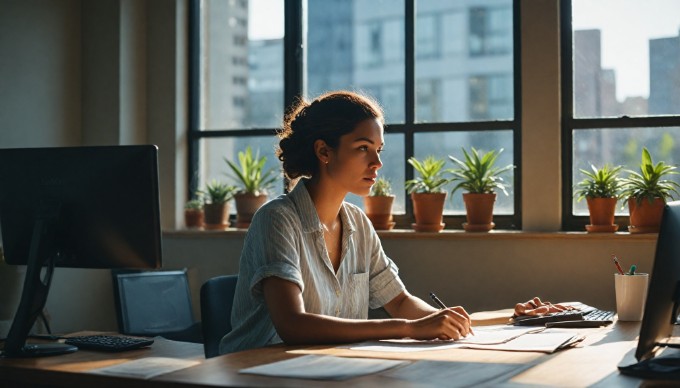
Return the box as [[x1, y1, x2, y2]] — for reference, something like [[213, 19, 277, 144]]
[[304, 177, 345, 227]]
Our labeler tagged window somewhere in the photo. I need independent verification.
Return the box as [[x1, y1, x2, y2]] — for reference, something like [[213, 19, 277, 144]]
[[562, 0, 680, 230], [190, 0, 520, 229]]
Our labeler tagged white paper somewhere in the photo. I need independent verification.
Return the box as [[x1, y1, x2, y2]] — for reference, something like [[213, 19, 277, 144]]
[[461, 329, 580, 353], [348, 325, 545, 352], [89, 357, 201, 379], [239, 354, 409, 380]]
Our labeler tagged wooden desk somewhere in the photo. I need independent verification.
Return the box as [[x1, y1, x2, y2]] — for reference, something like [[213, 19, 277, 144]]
[[0, 323, 667, 387]]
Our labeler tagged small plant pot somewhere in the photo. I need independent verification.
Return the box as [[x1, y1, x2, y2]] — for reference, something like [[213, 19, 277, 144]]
[[364, 195, 395, 230], [184, 209, 204, 229], [411, 192, 446, 232], [628, 197, 665, 234], [462, 193, 496, 232], [204, 202, 230, 230], [585, 197, 618, 233], [234, 193, 268, 229]]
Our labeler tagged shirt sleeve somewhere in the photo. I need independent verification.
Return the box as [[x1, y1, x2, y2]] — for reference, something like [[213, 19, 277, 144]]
[[244, 206, 305, 299], [364, 216, 405, 309]]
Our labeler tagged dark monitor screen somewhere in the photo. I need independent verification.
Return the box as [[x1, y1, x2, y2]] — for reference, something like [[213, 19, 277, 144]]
[[635, 200, 680, 361], [0, 145, 162, 269], [0, 145, 162, 357]]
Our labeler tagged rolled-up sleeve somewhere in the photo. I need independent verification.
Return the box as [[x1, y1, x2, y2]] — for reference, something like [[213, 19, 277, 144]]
[[366, 227, 405, 309]]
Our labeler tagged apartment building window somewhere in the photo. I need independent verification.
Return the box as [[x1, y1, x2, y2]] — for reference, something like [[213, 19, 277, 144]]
[[190, 0, 520, 229], [469, 6, 512, 57], [561, 0, 680, 230]]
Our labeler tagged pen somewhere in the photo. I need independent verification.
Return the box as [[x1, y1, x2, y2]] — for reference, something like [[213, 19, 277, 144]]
[[629, 264, 637, 275], [429, 292, 447, 309], [429, 292, 475, 335], [612, 255, 625, 275]]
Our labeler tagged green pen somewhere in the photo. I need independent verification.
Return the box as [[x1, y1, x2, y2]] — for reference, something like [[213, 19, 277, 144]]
[[629, 264, 637, 275]]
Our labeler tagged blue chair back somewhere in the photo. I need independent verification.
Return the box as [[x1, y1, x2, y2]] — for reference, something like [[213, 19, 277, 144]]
[[200, 275, 238, 358]]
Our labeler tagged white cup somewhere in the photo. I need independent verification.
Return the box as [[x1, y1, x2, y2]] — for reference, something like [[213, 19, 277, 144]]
[[614, 273, 649, 321]]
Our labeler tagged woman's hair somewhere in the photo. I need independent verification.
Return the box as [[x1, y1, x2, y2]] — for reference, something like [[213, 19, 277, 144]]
[[276, 90, 384, 185]]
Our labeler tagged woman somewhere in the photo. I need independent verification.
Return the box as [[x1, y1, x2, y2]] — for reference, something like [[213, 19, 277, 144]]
[[219, 91, 564, 354]]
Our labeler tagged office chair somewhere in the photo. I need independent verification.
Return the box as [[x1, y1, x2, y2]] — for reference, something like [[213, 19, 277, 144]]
[[111, 269, 203, 343], [200, 274, 238, 358]]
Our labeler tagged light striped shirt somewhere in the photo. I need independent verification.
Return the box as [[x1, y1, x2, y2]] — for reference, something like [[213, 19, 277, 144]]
[[219, 180, 405, 354]]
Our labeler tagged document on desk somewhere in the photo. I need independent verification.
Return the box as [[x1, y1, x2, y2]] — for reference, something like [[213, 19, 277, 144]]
[[347, 326, 580, 353], [89, 357, 201, 379], [383, 360, 536, 387], [239, 354, 408, 380]]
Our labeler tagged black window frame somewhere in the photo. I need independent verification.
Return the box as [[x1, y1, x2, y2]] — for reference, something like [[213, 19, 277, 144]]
[[188, 0, 522, 230], [560, 0, 680, 231]]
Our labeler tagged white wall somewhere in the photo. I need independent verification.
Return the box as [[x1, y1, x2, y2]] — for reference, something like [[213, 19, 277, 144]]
[[0, 0, 659, 335]]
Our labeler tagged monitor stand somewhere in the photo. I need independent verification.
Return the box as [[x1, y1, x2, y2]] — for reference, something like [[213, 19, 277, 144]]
[[1, 213, 77, 357]]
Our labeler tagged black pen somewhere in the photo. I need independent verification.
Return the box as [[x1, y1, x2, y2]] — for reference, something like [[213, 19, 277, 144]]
[[429, 292, 475, 335], [429, 292, 447, 309]]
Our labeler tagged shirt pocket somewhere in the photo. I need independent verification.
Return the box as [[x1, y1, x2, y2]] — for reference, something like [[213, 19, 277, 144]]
[[348, 272, 370, 319]]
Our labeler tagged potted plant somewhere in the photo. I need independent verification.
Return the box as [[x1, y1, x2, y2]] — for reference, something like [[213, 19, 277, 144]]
[[405, 156, 451, 232], [620, 148, 680, 233], [224, 146, 279, 228], [364, 177, 395, 230], [574, 163, 623, 233], [201, 180, 237, 230], [448, 147, 514, 232], [184, 198, 205, 229]]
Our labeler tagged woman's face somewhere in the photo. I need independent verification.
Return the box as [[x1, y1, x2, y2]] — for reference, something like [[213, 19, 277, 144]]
[[325, 118, 384, 197]]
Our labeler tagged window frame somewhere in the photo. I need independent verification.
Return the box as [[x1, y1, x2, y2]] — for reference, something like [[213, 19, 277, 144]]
[[188, 0, 522, 230], [560, 0, 680, 231]]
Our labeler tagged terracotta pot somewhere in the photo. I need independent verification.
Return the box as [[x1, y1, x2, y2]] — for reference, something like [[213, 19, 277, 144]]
[[184, 209, 204, 229], [462, 193, 496, 232], [364, 195, 395, 230], [585, 197, 619, 233], [204, 202, 230, 230], [234, 192, 268, 228], [628, 197, 665, 233], [411, 192, 446, 232]]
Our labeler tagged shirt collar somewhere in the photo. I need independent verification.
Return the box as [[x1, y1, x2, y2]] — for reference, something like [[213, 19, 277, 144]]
[[289, 180, 357, 235]]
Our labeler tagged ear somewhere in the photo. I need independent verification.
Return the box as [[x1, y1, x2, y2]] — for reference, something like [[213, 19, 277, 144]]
[[313, 139, 331, 164]]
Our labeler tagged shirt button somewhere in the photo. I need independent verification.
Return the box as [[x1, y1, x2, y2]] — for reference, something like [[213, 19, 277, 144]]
[[335, 290, 340, 296], [335, 308, 340, 315]]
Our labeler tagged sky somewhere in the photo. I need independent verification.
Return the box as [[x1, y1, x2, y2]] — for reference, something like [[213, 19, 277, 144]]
[[573, 0, 680, 101], [248, 0, 680, 101]]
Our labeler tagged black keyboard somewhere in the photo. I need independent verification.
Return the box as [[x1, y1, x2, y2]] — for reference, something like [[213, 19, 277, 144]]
[[513, 305, 615, 328], [64, 335, 154, 352]]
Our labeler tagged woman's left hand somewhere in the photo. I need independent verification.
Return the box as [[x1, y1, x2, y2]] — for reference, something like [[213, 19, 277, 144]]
[[514, 297, 576, 317]]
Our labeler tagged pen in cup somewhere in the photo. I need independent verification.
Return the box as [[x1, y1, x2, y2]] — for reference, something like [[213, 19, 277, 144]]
[[629, 264, 637, 275], [612, 254, 625, 275]]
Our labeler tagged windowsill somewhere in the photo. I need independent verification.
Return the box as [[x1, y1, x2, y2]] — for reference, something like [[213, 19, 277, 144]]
[[163, 228, 658, 241]]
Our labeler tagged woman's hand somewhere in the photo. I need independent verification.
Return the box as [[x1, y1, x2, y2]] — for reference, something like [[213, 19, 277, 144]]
[[514, 297, 576, 317], [406, 306, 473, 341]]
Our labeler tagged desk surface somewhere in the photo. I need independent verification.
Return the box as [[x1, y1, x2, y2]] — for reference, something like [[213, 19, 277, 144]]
[[0, 323, 666, 387]]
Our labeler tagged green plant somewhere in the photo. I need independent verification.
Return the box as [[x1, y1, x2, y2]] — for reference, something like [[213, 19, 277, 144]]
[[202, 180, 237, 204], [574, 163, 623, 201], [620, 147, 680, 204], [405, 156, 451, 194], [184, 198, 204, 210], [448, 147, 514, 195], [224, 146, 278, 195], [370, 177, 393, 196]]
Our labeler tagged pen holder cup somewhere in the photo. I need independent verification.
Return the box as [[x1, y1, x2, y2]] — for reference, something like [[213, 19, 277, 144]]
[[614, 273, 649, 321]]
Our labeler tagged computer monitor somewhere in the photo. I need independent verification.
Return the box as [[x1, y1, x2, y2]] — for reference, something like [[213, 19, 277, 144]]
[[0, 145, 162, 357], [635, 200, 680, 362]]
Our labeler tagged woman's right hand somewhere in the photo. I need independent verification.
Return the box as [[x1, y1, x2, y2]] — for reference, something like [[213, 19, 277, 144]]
[[406, 306, 473, 341]]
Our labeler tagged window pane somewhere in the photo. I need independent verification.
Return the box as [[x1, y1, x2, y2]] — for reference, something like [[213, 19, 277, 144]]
[[199, 0, 284, 130], [416, 0, 514, 123], [199, 136, 284, 213], [307, 0, 405, 124], [346, 133, 406, 214], [572, 0, 680, 118], [572, 127, 680, 215], [414, 131, 514, 215]]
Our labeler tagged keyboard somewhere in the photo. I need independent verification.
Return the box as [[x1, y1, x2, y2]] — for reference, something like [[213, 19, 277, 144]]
[[513, 304, 615, 328], [64, 335, 154, 352]]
